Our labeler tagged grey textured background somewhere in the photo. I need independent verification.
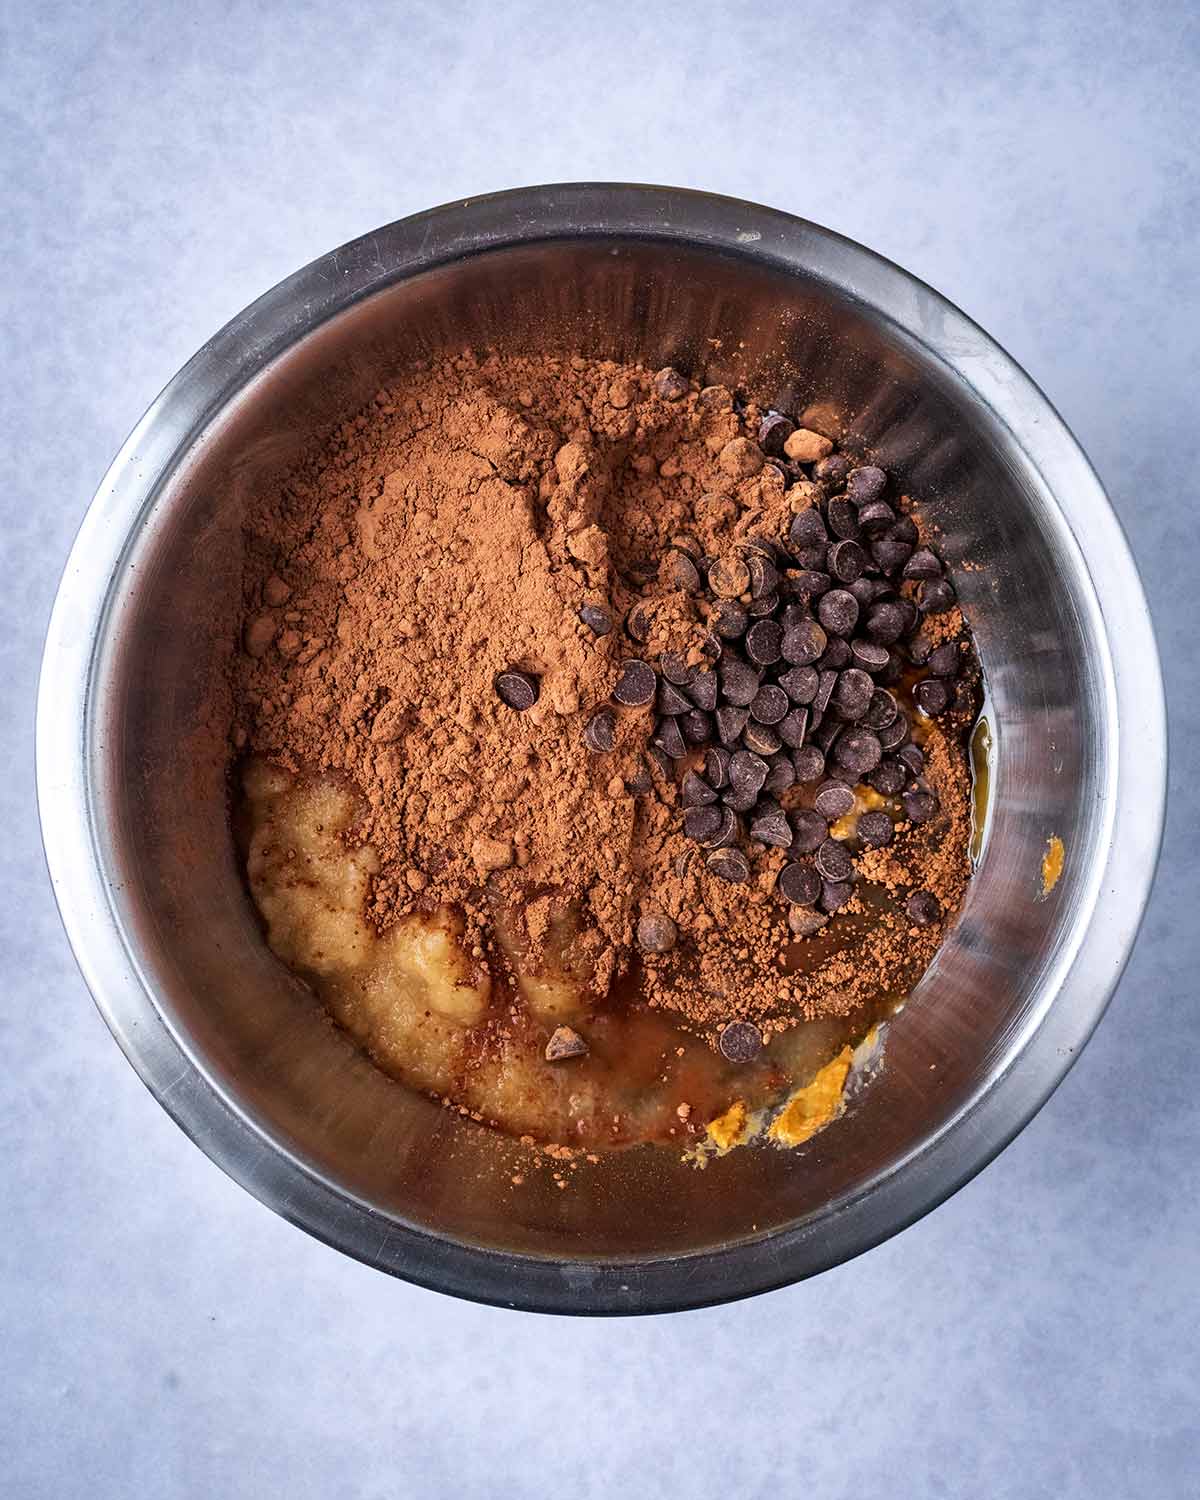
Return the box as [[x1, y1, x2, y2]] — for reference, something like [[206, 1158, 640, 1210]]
[[3, 2, 1197, 1497]]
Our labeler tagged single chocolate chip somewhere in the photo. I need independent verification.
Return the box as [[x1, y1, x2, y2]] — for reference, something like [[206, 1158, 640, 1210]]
[[818, 637, 852, 671], [902, 547, 942, 581], [625, 605, 653, 643], [613, 658, 656, 707], [914, 677, 953, 716], [683, 804, 723, 841], [789, 509, 828, 548], [814, 780, 855, 820], [707, 847, 751, 885], [850, 578, 894, 609], [722, 785, 758, 813], [865, 601, 908, 644], [811, 716, 843, 754], [792, 543, 828, 571], [648, 745, 672, 778], [495, 669, 540, 711], [819, 879, 854, 913], [864, 687, 899, 731], [712, 599, 749, 640], [705, 746, 731, 788], [750, 684, 789, 725], [919, 578, 956, 614], [857, 809, 894, 849], [851, 639, 892, 674], [742, 720, 783, 756], [857, 502, 896, 540], [653, 366, 690, 401], [877, 713, 910, 751], [745, 619, 783, 666], [845, 465, 887, 505], [891, 515, 918, 545], [682, 770, 718, 807], [789, 808, 828, 854], [871, 532, 914, 577], [670, 532, 704, 560], [928, 641, 961, 677], [729, 749, 769, 799], [765, 753, 797, 796], [831, 667, 874, 721], [626, 764, 653, 794], [584, 707, 616, 753], [747, 552, 779, 599], [681, 709, 713, 745], [789, 569, 832, 600], [710, 554, 751, 599], [793, 744, 826, 783], [816, 837, 854, 883], [779, 664, 819, 704], [905, 889, 942, 926], [684, 671, 717, 713], [715, 704, 750, 745], [663, 550, 703, 594], [868, 757, 907, 795], [817, 588, 860, 638], [778, 706, 810, 749], [781, 620, 827, 666], [895, 599, 920, 636], [827, 497, 861, 540], [699, 806, 739, 849], [906, 633, 934, 666], [578, 604, 612, 636], [652, 715, 687, 758], [700, 631, 723, 662], [778, 861, 821, 906], [545, 1025, 589, 1062], [747, 591, 779, 619], [814, 452, 851, 485], [759, 411, 795, 456], [660, 651, 697, 687], [814, 669, 839, 716], [902, 786, 939, 824], [834, 728, 883, 776], [637, 914, 678, 953], [719, 1019, 762, 1061], [674, 848, 695, 880], [898, 744, 925, 778], [657, 680, 693, 716], [719, 658, 762, 708], [751, 808, 793, 848], [828, 539, 867, 584]]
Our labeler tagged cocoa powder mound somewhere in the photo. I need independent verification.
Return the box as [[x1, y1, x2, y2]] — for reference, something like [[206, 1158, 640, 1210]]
[[230, 351, 973, 1036]]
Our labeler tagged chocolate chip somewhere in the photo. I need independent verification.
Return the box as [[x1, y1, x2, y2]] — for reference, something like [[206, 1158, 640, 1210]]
[[789, 569, 832, 600], [818, 637, 852, 671], [613, 658, 656, 707], [729, 749, 769, 799], [811, 716, 843, 755], [719, 1019, 762, 1061], [898, 744, 925, 778], [867, 757, 907, 795], [919, 578, 956, 614], [653, 366, 690, 401], [792, 745, 826, 783], [831, 667, 874, 721], [819, 879, 854, 913], [660, 651, 696, 687], [845, 465, 887, 505], [788, 906, 828, 937], [849, 577, 894, 608], [657, 680, 692, 716], [905, 889, 941, 926], [865, 601, 907, 644], [722, 785, 758, 813], [626, 764, 654, 795], [877, 713, 910, 751], [578, 604, 612, 636], [652, 715, 687, 758], [906, 634, 934, 667], [857, 809, 894, 848], [758, 411, 795, 456], [779, 664, 819, 703], [895, 599, 920, 636], [687, 670, 718, 711], [891, 516, 918, 545], [747, 591, 780, 619], [789, 808, 828, 853], [707, 847, 751, 885], [778, 861, 821, 906], [827, 539, 866, 584], [747, 552, 779, 599], [765, 753, 797, 796], [750, 808, 793, 848], [816, 837, 854, 882], [871, 532, 913, 576], [715, 704, 749, 745], [683, 804, 723, 841], [781, 620, 827, 666], [814, 780, 855, 820], [789, 509, 828, 548], [750, 684, 789, 725], [928, 641, 961, 677], [720, 658, 761, 707], [848, 643, 888, 678], [792, 543, 828, 571], [712, 600, 749, 640], [495, 669, 540, 710], [545, 1025, 588, 1062], [817, 588, 859, 638], [699, 807, 739, 849], [827, 497, 861, 540], [682, 770, 717, 807], [864, 687, 899, 730], [709, 554, 751, 599], [902, 786, 939, 824], [814, 452, 851, 485], [662, 550, 702, 594], [814, 669, 838, 716], [700, 631, 723, 662], [681, 709, 713, 745], [705, 746, 731, 788], [637, 913, 678, 954], [902, 547, 942, 581], [625, 604, 652, 643], [742, 720, 783, 756], [778, 706, 810, 749], [914, 677, 953, 716], [834, 728, 883, 776], [584, 707, 616, 752], [745, 619, 783, 666]]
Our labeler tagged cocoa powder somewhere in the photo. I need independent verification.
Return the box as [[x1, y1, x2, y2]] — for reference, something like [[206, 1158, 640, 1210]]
[[229, 351, 973, 1039]]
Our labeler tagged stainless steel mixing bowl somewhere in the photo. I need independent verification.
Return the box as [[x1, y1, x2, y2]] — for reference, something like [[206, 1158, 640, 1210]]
[[37, 185, 1165, 1313]]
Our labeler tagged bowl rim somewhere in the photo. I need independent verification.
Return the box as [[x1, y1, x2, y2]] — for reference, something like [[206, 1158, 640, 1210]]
[[36, 183, 1167, 1314]]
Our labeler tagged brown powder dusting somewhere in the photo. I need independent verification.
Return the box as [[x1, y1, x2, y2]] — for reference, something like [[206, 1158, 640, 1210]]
[[230, 351, 975, 1041]]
